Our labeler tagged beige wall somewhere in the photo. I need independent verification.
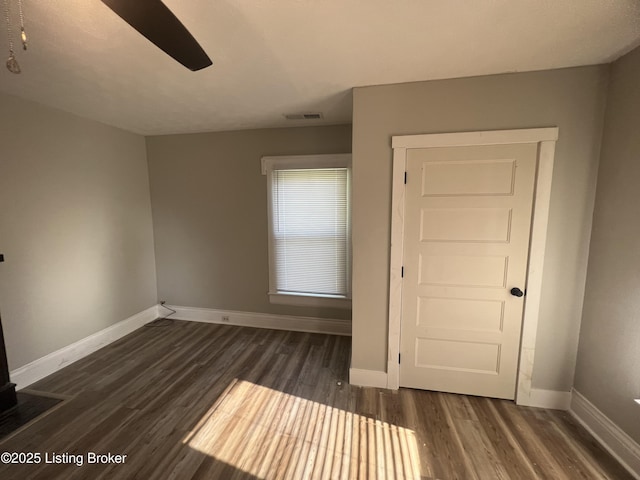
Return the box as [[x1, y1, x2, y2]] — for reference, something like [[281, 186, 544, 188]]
[[0, 93, 157, 371], [146, 125, 352, 320], [574, 47, 640, 443], [352, 66, 609, 391]]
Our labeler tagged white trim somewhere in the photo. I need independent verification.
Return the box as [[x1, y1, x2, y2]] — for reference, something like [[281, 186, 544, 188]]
[[515, 139, 556, 405], [524, 388, 572, 410], [386, 146, 407, 390], [261, 153, 352, 175], [9, 305, 159, 390], [168, 305, 351, 336], [268, 292, 351, 309], [392, 128, 558, 149], [570, 389, 640, 479], [387, 128, 558, 399], [349, 368, 388, 388]]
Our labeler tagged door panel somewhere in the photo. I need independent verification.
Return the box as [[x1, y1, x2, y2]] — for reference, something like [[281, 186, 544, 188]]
[[420, 207, 512, 242], [421, 158, 516, 196], [419, 254, 508, 287], [399, 143, 537, 399], [415, 338, 500, 373], [416, 297, 504, 332]]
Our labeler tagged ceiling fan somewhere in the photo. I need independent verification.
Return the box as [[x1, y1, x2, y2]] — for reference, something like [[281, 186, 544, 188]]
[[100, 0, 212, 71]]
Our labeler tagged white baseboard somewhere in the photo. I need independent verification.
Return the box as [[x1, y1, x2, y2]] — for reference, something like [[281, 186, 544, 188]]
[[570, 389, 640, 479], [168, 305, 351, 336], [521, 388, 572, 410], [9, 305, 159, 390], [348, 374, 573, 406], [349, 368, 388, 388]]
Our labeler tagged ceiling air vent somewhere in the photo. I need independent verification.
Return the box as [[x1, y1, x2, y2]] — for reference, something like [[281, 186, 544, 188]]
[[284, 112, 324, 120]]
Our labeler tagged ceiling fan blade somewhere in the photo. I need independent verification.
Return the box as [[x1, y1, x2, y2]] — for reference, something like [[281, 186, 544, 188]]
[[101, 0, 212, 71]]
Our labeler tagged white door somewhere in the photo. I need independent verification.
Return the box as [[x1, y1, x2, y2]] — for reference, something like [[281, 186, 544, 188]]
[[399, 143, 537, 399]]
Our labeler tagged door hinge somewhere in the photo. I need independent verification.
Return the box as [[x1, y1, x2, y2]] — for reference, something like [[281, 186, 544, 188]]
[[404, 172, 407, 184], [401, 266, 404, 278]]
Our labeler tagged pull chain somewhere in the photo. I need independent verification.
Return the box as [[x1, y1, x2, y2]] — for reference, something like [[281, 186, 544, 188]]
[[17, 0, 25, 50]]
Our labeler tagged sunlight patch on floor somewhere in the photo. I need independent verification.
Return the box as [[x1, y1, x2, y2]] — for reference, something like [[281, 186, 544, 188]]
[[183, 379, 421, 479]]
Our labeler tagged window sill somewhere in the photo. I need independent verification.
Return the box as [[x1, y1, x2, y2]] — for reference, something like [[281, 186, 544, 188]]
[[268, 292, 352, 310]]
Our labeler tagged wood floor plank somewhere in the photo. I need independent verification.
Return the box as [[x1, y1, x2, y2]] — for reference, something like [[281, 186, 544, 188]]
[[548, 409, 635, 480], [407, 388, 472, 479], [0, 321, 633, 480], [465, 396, 538, 479], [521, 404, 632, 479]]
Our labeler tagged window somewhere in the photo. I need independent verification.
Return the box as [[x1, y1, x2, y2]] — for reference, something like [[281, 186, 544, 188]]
[[262, 154, 351, 309]]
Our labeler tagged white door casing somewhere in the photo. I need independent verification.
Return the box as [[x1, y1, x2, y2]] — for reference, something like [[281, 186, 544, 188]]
[[387, 128, 558, 406], [400, 143, 536, 399]]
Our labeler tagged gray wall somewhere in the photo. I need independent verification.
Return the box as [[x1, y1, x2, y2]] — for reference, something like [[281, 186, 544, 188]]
[[0, 92, 157, 371], [146, 125, 352, 321], [352, 66, 609, 392], [574, 47, 640, 443]]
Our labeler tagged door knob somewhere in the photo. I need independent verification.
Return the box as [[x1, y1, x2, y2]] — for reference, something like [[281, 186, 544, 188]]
[[510, 287, 524, 297]]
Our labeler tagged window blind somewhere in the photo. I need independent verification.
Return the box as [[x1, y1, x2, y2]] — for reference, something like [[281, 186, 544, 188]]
[[271, 168, 350, 297]]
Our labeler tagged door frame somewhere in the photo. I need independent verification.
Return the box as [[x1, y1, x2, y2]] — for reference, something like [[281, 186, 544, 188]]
[[387, 127, 558, 406]]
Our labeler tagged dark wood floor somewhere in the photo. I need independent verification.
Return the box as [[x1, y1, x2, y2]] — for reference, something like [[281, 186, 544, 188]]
[[0, 320, 632, 479]]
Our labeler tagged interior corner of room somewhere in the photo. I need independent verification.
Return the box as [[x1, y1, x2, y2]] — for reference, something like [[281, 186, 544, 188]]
[[0, 4, 640, 477]]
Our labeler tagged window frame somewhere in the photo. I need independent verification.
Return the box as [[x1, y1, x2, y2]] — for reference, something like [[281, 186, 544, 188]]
[[261, 153, 352, 309]]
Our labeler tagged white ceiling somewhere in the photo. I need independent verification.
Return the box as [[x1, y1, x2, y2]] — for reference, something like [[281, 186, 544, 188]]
[[1, 0, 639, 135]]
